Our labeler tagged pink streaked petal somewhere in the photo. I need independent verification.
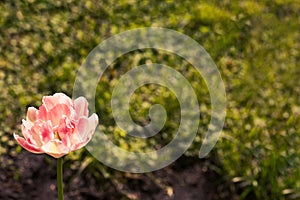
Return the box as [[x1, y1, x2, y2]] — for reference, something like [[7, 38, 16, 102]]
[[48, 104, 71, 126], [13, 133, 43, 154], [85, 113, 98, 140], [30, 120, 53, 145], [26, 107, 38, 122], [71, 136, 90, 151], [76, 117, 90, 140], [74, 97, 89, 118], [71, 122, 96, 151], [40, 121, 54, 144], [69, 117, 89, 148], [57, 117, 74, 148], [88, 113, 99, 130], [42, 93, 73, 111], [41, 140, 70, 158], [71, 123, 95, 151], [38, 105, 48, 121], [21, 120, 33, 139], [22, 120, 42, 146], [71, 114, 98, 151]]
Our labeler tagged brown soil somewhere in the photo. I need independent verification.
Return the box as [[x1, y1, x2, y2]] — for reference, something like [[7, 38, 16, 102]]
[[0, 151, 237, 200]]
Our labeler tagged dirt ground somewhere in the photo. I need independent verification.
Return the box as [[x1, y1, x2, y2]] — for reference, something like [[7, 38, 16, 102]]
[[0, 151, 238, 200]]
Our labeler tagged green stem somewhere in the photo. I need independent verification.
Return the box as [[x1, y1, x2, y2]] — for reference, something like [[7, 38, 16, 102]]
[[57, 157, 64, 200]]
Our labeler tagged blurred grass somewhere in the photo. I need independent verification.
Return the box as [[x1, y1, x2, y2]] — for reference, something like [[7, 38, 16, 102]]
[[0, 0, 299, 199]]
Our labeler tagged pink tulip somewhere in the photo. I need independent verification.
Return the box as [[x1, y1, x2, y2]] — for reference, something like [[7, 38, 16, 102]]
[[14, 93, 98, 158]]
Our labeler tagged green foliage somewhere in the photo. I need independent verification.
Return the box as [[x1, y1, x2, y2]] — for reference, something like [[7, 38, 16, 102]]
[[0, 0, 299, 199]]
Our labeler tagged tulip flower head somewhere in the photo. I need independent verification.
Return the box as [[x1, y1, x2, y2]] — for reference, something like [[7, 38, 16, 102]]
[[14, 93, 98, 158]]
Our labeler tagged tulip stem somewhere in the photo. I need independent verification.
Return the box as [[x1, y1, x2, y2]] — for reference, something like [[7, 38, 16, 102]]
[[57, 157, 64, 200]]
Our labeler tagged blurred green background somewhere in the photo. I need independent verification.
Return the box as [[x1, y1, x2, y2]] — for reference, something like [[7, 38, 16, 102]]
[[0, 0, 299, 199]]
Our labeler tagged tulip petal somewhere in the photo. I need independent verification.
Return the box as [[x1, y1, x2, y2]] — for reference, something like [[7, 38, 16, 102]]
[[22, 120, 42, 146], [71, 114, 98, 151], [76, 117, 89, 139], [42, 93, 73, 111], [41, 140, 69, 158], [58, 117, 74, 147], [82, 114, 98, 140], [70, 117, 89, 150], [74, 97, 89, 118], [40, 121, 54, 144], [14, 133, 43, 154], [28, 120, 53, 145], [71, 137, 89, 151], [38, 105, 48, 121], [48, 104, 71, 126], [21, 119, 33, 139], [88, 113, 98, 137], [26, 107, 38, 122]]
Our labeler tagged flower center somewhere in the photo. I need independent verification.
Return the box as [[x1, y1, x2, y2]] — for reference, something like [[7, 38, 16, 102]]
[[54, 131, 62, 140]]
